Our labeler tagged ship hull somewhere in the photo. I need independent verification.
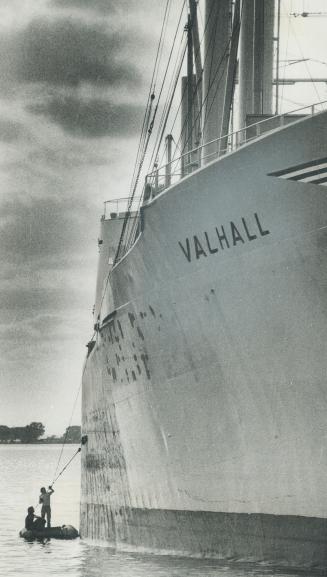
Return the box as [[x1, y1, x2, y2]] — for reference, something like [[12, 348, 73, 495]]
[[81, 110, 327, 568]]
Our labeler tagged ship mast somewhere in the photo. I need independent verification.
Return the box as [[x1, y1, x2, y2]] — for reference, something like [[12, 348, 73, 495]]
[[239, 0, 275, 128], [187, 13, 194, 155], [181, 1, 202, 176], [220, 0, 241, 152], [203, 0, 232, 162]]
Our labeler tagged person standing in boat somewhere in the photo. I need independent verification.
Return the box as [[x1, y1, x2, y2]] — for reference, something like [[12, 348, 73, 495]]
[[25, 506, 46, 530], [39, 485, 54, 527]]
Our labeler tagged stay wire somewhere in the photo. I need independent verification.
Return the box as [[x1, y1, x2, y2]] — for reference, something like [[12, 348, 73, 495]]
[[153, 0, 187, 117], [165, 1, 228, 172], [150, 39, 187, 175], [153, 0, 172, 92], [129, 0, 172, 197], [124, 36, 186, 250], [125, 6, 186, 249], [148, 1, 204, 173], [155, 40, 188, 172], [142, 0, 187, 177], [147, 22, 187, 173], [202, 2, 222, 131], [114, 0, 178, 264], [287, 3, 322, 104], [200, 3, 242, 144], [115, 0, 186, 262], [152, 0, 220, 174], [172, 0, 243, 172]]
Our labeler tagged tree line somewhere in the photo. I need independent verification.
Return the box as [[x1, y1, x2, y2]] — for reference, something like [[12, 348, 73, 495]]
[[0, 423, 81, 444]]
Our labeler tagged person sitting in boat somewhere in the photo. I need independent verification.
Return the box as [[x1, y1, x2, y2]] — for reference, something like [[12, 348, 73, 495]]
[[25, 506, 46, 530], [39, 485, 54, 528]]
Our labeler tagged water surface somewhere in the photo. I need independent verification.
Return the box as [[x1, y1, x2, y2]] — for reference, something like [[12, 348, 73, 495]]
[[0, 445, 322, 577]]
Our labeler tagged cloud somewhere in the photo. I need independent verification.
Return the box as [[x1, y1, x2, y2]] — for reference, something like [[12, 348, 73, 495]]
[[0, 0, 161, 435], [14, 17, 141, 87], [29, 95, 144, 137], [0, 195, 88, 264], [0, 10, 160, 141], [0, 193, 97, 347], [0, 119, 27, 142], [0, 17, 144, 92], [52, 0, 115, 13], [51, 0, 160, 15]]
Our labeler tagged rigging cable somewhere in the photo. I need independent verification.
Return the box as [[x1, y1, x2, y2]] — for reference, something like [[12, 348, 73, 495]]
[[125, 4, 187, 249], [154, 0, 223, 174], [279, 0, 292, 111], [114, 0, 176, 264], [128, 0, 172, 200], [287, 3, 323, 104], [170, 42, 229, 173], [139, 0, 187, 171], [146, 4, 189, 173], [125, 37, 187, 250], [201, 1, 223, 133], [168, 1, 238, 175], [200, 4, 242, 148], [147, 29, 187, 174], [155, 42, 189, 173], [114, 0, 186, 263]]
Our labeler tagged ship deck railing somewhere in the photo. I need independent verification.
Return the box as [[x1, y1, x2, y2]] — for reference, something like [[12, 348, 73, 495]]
[[103, 196, 142, 220], [144, 100, 327, 199], [107, 100, 327, 262]]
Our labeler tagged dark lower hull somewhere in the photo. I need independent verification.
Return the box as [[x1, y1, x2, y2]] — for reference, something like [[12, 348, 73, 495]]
[[82, 505, 327, 569]]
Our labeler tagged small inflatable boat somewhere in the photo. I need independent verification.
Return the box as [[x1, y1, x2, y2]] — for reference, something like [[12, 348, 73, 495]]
[[19, 525, 79, 540]]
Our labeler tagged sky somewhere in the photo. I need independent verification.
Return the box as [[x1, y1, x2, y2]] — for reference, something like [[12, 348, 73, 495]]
[[0, 0, 326, 437], [0, 0, 166, 436]]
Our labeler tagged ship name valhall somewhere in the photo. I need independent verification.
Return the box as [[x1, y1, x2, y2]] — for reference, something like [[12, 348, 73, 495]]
[[178, 213, 270, 262]]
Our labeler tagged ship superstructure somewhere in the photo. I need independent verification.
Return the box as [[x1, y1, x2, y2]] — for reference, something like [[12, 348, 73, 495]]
[[80, 0, 327, 567]]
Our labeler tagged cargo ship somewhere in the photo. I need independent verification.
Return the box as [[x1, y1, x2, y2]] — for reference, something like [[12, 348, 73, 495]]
[[80, 0, 327, 568]]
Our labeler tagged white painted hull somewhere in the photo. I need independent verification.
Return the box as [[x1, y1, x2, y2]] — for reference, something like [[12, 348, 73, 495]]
[[81, 110, 327, 566]]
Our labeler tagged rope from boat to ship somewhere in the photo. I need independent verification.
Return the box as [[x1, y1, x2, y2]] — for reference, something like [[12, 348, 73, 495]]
[[31, 435, 86, 512], [51, 378, 82, 483], [51, 446, 82, 486]]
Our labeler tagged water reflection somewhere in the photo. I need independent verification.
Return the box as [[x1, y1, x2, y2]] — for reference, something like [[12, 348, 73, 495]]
[[78, 545, 319, 577]]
